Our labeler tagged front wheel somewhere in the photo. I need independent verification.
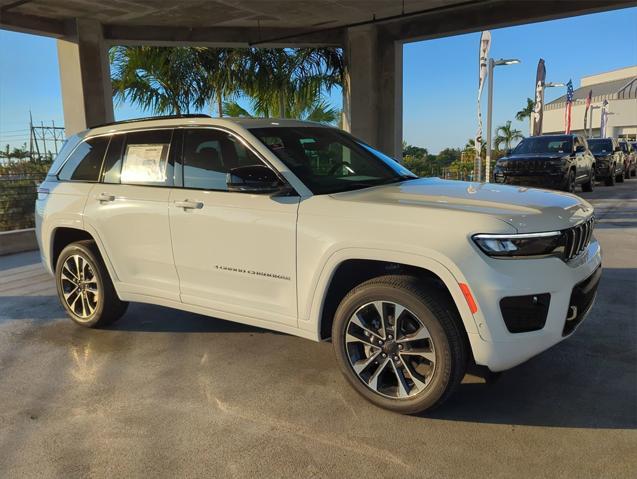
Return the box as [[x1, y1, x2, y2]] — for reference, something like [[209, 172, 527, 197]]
[[562, 170, 576, 193], [605, 170, 616, 186], [581, 171, 594, 192], [55, 240, 128, 328], [332, 275, 467, 414], [617, 170, 625, 183]]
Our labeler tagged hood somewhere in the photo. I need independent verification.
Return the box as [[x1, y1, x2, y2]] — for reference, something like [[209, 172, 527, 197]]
[[331, 177, 593, 233]]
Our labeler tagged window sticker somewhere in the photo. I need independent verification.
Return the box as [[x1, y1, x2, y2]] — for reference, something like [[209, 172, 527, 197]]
[[121, 143, 169, 183]]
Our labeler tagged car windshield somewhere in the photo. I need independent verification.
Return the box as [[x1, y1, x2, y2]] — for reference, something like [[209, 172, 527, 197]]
[[249, 126, 417, 194], [512, 137, 573, 155], [588, 139, 614, 154]]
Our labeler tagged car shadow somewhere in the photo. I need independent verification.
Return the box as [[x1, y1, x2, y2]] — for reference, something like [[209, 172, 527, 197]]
[[1, 275, 635, 431]]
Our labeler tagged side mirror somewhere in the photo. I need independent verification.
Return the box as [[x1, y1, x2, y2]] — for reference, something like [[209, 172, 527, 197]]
[[614, 146, 621, 153], [575, 145, 586, 153], [505, 149, 512, 156], [227, 165, 288, 194]]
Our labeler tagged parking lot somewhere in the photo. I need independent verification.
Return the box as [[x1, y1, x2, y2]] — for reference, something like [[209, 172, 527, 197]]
[[1, 181, 636, 478]]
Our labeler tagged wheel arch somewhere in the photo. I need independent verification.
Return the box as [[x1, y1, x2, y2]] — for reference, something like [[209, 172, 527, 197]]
[[50, 226, 120, 286], [306, 248, 480, 343]]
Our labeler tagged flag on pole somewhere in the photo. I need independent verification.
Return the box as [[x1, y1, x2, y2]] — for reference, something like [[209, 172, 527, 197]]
[[583, 89, 592, 134], [531, 59, 546, 136], [600, 99, 609, 138], [476, 30, 491, 179], [564, 80, 574, 134]]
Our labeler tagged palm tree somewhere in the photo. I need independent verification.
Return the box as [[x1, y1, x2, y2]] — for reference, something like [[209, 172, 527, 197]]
[[516, 98, 535, 135], [111, 46, 204, 115], [515, 98, 535, 122], [494, 121, 524, 150], [111, 46, 344, 121], [222, 98, 340, 125], [238, 48, 342, 119]]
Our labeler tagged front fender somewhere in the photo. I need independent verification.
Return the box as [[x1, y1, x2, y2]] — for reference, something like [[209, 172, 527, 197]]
[[298, 247, 482, 340]]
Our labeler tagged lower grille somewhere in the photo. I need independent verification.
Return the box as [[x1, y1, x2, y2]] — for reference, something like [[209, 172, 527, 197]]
[[563, 266, 602, 336]]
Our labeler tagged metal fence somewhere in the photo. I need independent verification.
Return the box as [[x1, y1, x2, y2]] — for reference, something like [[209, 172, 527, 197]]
[[0, 175, 44, 232]]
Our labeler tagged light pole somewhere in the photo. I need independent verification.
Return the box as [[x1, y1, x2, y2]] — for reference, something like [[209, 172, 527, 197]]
[[485, 58, 520, 183]]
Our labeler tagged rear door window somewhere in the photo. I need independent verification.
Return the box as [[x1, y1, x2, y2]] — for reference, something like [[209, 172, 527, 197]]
[[120, 129, 174, 186], [58, 136, 109, 182]]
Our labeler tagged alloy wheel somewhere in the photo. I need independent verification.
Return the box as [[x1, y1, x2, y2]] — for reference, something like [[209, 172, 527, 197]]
[[344, 301, 436, 399], [60, 254, 99, 320]]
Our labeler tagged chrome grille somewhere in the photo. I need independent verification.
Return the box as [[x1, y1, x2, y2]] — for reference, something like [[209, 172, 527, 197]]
[[563, 217, 595, 261]]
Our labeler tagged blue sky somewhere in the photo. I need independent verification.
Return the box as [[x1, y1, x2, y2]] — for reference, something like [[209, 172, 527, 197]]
[[1, 6, 636, 154]]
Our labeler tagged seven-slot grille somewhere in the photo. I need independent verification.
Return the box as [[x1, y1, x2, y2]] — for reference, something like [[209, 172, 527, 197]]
[[505, 159, 552, 171], [563, 216, 595, 261]]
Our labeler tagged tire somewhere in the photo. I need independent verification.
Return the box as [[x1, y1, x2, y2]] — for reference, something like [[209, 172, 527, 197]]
[[625, 168, 630, 180], [332, 275, 467, 414], [55, 240, 128, 328], [604, 169, 616, 186], [581, 171, 594, 192], [617, 170, 624, 183], [562, 170, 576, 193]]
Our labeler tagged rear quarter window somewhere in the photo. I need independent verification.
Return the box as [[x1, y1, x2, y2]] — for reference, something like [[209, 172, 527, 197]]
[[47, 135, 82, 176], [58, 136, 109, 182]]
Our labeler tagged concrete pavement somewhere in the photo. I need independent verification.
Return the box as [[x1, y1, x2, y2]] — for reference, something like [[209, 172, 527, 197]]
[[1, 181, 636, 478]]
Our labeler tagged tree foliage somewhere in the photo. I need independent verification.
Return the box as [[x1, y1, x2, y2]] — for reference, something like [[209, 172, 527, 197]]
[[494, 121, 524, 150], [110, 46, 343, 124]]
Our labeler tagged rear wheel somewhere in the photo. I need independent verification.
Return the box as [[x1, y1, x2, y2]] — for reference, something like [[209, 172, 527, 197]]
[[605, 168, 616, 186], [332, 275, 467, 414], [55, 240, 128, 328], [617, 169, 624, 183]]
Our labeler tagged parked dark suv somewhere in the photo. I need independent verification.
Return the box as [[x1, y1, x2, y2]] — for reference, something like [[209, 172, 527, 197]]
[[588, 138, 625, 186], [618, 140, 636, 178], [493, 134, 595, 193]]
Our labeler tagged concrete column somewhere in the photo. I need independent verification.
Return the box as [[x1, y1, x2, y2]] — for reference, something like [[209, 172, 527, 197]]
[[342, 25, 403, 160], [57, 19, 114, 136]]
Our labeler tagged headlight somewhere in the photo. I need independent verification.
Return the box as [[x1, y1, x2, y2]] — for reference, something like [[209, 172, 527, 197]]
[[472, 231, 564, 258], [548, 158, 566, 167]]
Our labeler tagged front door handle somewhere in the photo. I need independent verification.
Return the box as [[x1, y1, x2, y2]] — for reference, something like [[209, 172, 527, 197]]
[[175, 200, 204, 210], [97, 193, 115, 202]]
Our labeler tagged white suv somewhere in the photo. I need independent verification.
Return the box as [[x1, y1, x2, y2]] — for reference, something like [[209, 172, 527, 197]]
[[35, 115, 602, 413]]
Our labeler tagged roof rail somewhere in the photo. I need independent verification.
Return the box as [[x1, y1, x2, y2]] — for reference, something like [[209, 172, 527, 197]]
[[91, 114, 211, 129]]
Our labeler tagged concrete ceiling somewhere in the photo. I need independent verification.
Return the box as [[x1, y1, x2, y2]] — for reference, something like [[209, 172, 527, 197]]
[[1, 0, 461, 28], [1, 0, 635, 46]]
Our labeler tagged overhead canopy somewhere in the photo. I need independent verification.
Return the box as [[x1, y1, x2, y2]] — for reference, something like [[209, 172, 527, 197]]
[[1, 0, 634, 46]]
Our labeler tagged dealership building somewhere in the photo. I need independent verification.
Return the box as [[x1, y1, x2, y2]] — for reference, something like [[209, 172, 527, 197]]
[[543, 66, 637, 140]]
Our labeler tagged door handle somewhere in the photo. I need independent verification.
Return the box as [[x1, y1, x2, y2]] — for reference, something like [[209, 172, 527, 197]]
[[97, 193, 115, 202], [175, 200, 204, 210]]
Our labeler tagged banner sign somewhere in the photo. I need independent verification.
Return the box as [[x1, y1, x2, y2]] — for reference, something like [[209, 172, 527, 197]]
[[564, 80, 574, 134], [531, 59, 546, 136], [583, 89, 592, 134], [476, 30, 491, 169], [600, 99, 609, 138]]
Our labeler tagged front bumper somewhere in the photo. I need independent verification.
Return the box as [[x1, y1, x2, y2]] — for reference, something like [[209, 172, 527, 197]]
[[463, 238, 602, 371]]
